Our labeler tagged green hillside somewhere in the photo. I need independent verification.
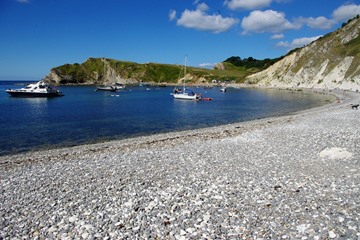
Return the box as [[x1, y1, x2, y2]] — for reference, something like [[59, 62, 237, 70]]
[[48, 56, 279, 85]]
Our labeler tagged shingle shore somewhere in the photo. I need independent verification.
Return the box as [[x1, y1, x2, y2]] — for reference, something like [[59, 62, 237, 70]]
[[1, 90, 359, 239]]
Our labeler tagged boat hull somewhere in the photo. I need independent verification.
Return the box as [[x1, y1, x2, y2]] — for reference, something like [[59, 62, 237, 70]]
[[95, 87, 117, 92], [173, 93, 200, 100], [95, 85, 120, 91], [6, 90, 64, 97]]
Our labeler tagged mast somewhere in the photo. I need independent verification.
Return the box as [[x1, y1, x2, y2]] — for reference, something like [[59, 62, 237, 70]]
[[183, 56, 187, 91], [103, 58, 106, 82], [114, 61, 116, 84]]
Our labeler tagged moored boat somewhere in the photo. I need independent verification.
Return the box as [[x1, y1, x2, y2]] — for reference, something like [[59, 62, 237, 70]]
[[6, 80, 64, 97], [220, 86, 227, 92], [173, 89, 201, 100], [173, 57, 201, 100], [114, 82, 125, 90], [95, 85, 117, 91], [95, 59, 125, 92]]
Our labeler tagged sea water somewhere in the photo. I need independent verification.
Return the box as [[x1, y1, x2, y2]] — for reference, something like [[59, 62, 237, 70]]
[[0, 81, 333, 156]]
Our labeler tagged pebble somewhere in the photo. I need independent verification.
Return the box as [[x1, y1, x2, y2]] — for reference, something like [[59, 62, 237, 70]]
[[68, 216, 77, 223], [1, 90, 359, 239], [329, 230, 336, 238]]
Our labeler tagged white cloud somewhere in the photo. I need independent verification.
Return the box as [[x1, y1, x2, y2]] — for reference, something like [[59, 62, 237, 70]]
[[197, 2, 209, 12], [241, 10, 300, 34], [225, 0, 272, 10], [169, 10, 177, 21], [276, 35, 322, 49], [287, 4, 360, 32], [296, 16, 336, 30], [199, 63, 216, 68], [17, 0, 29, 3], [332, 4, 360, 22], [274, 0, 291, 3], [177, 5, 239, 33], [271, 33, 284, 39]]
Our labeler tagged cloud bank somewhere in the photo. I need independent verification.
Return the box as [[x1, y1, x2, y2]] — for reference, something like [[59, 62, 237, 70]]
[[276, 36, 322, 49], [225, 0, 272, 10], [332, 4, 360, 22], [170, 1, 360, 56]]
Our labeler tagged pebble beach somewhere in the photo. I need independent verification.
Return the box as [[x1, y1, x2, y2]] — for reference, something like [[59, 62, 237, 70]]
[[1, 89, 359, 239]]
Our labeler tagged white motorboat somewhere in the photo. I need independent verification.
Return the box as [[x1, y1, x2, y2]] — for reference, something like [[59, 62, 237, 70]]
[[114, 83, 125, 90], [173, 57, 201, 100], [6, 80, 64, 97], [95, 85, 117, 91], [220, 87, 227, 92]]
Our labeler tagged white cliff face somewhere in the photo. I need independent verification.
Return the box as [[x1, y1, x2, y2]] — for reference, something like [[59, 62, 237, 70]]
[[44, 71, 63, 85], [246, 18, 360, 91], [214, 62, 225, 70]]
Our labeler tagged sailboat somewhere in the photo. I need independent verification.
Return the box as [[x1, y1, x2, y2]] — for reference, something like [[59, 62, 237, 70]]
[[96, 59, 116, 91], [173, 57, 201, 100], [113, 62, 125, 90]]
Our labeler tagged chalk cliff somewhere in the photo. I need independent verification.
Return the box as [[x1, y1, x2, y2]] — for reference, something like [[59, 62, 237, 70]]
[[246, 17, 360, 91]]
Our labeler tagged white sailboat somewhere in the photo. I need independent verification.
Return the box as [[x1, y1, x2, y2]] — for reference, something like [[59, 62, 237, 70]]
[[173, 57, 201, 100], [113, 62, 125, 90], [96, 59, 124, 91]]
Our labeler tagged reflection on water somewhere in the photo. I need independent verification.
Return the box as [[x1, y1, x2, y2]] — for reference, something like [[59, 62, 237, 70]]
[[23, 97, 49, 120], [171, 99, 199, 128]]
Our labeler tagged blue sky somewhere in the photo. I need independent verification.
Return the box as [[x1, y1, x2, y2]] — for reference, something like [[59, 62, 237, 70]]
[[1, 0, 360, 80]]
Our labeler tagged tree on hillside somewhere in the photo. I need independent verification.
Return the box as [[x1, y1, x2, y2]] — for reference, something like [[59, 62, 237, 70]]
[[224, 56, 282, 70]]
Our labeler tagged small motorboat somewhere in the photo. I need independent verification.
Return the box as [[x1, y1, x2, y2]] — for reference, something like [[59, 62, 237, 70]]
[[220, 87, 227, 92], [203, 97, 213, 101], [95, 85, 117, 91], [114, 83, 125, 90], [6, 80, 64, 97]]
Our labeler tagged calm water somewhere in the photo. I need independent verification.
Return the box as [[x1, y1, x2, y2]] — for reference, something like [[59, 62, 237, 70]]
[[0, 81, 333, 156]]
